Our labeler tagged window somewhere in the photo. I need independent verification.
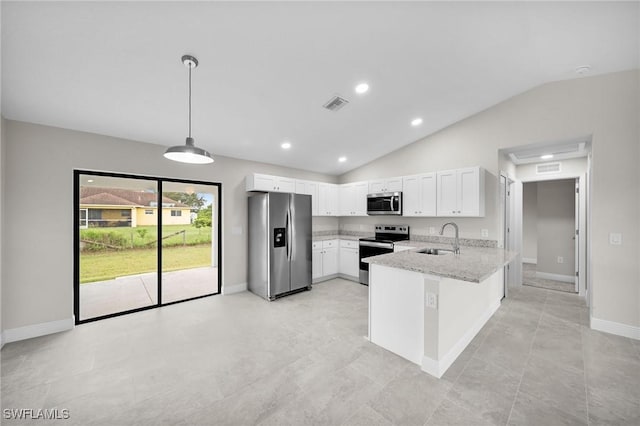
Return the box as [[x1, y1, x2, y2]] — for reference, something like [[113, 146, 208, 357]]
[[79, 209, 88, 228], [75, 170, 221, 324]]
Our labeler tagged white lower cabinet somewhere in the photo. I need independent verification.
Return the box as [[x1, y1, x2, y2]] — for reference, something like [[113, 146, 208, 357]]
[[313, 240, 338, 282], [338, 240, 359, 279]]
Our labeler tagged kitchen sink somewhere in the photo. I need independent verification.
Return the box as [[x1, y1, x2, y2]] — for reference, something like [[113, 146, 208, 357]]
[[417, 248, 454, 255]]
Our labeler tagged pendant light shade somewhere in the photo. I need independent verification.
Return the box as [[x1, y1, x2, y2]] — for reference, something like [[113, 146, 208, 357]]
[[164, 55, 214, 164]]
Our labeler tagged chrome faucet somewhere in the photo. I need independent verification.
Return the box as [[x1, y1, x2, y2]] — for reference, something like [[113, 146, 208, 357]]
[[440, 222, 460, 254]]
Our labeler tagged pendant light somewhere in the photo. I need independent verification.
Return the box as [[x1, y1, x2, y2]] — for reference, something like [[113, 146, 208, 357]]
[[164, 55, 214, 164]]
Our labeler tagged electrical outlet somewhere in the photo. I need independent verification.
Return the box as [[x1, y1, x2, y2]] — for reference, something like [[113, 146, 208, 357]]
[[429, 227, 436, 235], [426, 292, 438, 309], [481, 229, 489, 238], [557, 256, 564, 264]]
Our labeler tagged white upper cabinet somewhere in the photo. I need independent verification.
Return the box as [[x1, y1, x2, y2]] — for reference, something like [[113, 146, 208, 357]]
[[436, 167, 485, 217], [295, 180, 319, 216], [338, 181, 368, 216], [368, 177, 403, 194], [318, 183, 339, 216], [246, 173, 295, 193], [402, 173, 436, 217]]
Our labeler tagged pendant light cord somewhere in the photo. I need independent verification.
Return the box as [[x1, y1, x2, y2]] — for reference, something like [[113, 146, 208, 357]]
[[188, 64, 192, 139]]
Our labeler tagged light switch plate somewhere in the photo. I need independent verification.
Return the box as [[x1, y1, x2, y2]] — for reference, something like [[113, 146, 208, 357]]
[[557, 256, 564, 264], [609, 233, 622, 245], [481, 229, 489, 237], [429, 227, 436, 235]]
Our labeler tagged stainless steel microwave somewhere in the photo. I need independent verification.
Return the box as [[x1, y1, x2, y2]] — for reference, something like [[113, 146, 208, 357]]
[[367, 192, 402, 215]]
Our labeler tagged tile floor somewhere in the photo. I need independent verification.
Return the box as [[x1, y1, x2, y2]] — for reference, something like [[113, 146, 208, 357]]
[[2, 279, 639, 425], [522, 263, 575, 293]]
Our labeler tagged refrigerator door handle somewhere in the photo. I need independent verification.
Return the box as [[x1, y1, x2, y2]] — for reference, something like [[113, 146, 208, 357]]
[[286, 208, 292, 261]]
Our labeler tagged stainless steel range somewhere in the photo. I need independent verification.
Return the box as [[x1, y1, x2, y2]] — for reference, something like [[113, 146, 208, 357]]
[[359, 225, 409, 285]]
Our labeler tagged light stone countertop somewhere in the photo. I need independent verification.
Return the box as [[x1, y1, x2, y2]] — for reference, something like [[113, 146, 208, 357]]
[[364, 242, 518, 283], [312, 234, 363, 241]]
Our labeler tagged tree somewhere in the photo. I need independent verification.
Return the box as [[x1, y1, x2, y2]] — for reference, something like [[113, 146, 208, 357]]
[[164, 192, 206, 209], [193, 204, 212, 229]]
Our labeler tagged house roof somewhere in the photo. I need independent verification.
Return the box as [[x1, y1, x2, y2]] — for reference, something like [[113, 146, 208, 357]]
[[80, 187, 188, 207]]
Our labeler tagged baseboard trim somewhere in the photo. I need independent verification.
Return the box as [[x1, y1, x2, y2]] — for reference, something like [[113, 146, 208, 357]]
[[312, 274, 339, 284], [421, 300, 501, 378], [590, 316, 640, 340], [522, 258, 537, 264], [337, 273, 360, 283], [535, 271, 574, 283], [3, 317, 75, 344], [222, 282, 247, 295]]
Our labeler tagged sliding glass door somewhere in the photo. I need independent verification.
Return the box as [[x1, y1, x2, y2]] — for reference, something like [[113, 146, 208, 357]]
[[74, 171, 221, 323], [160, 181, 219, 303]]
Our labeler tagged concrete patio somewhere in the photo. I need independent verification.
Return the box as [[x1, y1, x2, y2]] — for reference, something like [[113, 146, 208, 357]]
[[79, 266, 218, 320]]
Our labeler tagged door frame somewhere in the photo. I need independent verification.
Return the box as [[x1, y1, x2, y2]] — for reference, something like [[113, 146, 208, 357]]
[[73, 170, 223, 324], [518, 174, 588, 297]]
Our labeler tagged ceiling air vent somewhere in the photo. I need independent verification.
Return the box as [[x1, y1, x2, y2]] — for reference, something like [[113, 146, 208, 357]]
[[536, 162, 561, 174], [323, 95, 349, 112]]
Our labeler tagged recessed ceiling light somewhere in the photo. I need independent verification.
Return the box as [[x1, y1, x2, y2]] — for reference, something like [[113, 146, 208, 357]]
[[355, 83, 369, 94], [575, 65, 591, 75], [411, 118, 423, 127], [87, 179, 94, 183], [338, 156, 347, 163], [281, 141, 291, 149], [540, 154, 554, 160]]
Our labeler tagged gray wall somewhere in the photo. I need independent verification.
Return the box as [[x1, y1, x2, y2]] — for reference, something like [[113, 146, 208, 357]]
[[2, 120, 337, 330], [522, 183, 538, 262], [536, 180, 576, 276], [340, 70, 640, 329]]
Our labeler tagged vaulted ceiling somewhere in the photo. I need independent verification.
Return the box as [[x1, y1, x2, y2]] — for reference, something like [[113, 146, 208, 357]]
[[2, 1, 638, 174]]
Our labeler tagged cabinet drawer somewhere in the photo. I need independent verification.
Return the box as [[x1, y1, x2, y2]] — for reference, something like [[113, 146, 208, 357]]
[[340, 240, 358, 249], [312, 241, 322, 250], [322, 240, 337, 248]]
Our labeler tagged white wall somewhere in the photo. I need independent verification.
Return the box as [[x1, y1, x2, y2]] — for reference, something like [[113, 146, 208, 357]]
[[2, 120, 337, 330], [522, 183, 537, 262], [536, 180, 575, 276], [340, 70, 640, 330]]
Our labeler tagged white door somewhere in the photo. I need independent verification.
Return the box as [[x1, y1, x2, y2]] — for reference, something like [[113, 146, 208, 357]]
[[254, 174, 277, 191], [437, 170, 458, 216], [353, 182, 369, 216], [339, 184, 353, 216], [369, 180, 385, 194], [277, 177, 296, 193], [458, 168, 479, 216], [419, 173, 437, 216], [312, 248, 323, 279], [385, 177, 403, 192], [574, 179, 579, 293], [402, 176, 420, 216], [323, 247, 339, 275]]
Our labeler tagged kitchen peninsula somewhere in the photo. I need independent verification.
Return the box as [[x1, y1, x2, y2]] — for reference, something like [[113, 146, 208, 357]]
[[364, 241, 517, 378]]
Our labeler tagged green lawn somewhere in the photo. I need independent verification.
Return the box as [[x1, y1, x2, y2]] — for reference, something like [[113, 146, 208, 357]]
[[80, 244, 212, 283], [80, 225, 212, 250]]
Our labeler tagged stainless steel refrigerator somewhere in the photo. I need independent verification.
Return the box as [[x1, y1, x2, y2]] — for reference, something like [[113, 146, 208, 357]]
[[248, 192, 312, 300]]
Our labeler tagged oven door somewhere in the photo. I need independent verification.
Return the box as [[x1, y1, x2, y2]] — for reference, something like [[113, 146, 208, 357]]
[[367, 193, 402, 215], [358, 241, 394, 285]]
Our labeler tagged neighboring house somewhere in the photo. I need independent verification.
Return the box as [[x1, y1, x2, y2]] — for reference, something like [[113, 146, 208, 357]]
[[79, 187, 191, 228]]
